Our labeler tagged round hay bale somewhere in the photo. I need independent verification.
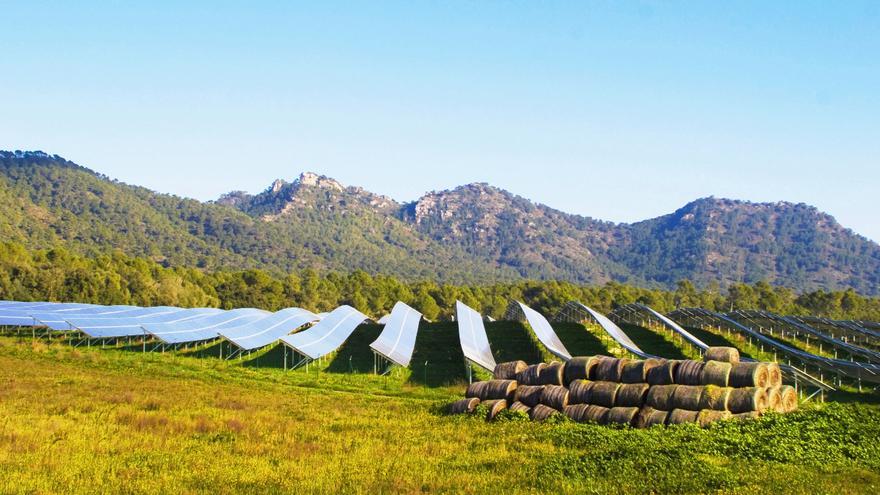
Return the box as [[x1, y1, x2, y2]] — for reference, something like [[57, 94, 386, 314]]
[[728, 387, 769, 414], [588, 381, 620, 408], [729, 362, 769, 388], [732, 411, 761, 421], [517, 363, 546, 385], [568, 380, 594, 405], [704, 347, 740, 364], [767, 363, 782, 387], [563, 404, 590, 422], [775, 385, 798, 413], [594, 357, 629, 382], [514, 385, 546, 408], [482, 399, 507, 421], [493, 360, 527, 380], [698, 386, 732, 411], [766, 387, 782, 413], [582, 405, 610, 424], [538, 361, 566, 386], [541, 385, 570, 410], [645, 384, 679, 410], [701, 360, 732, 387], [697, 409, 732, 428], [529, 404, 560, 422], [615, 383, 650, 407], [563, 356, 601, 385], [449, 397, 480, 414], [674, 360, 705, 385], [671, 385, 704, 411], [646, 360, 680, 385], [667, 408, 699, 425], [607, 406, 639, 426], [509, 401, 531, 414], [635, 407, 668, 428], [621, 358, 661, 383], [472, 380, 517, 402]]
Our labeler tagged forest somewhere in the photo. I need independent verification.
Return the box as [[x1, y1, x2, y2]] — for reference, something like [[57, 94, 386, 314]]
[[1, 241, 878, 322]]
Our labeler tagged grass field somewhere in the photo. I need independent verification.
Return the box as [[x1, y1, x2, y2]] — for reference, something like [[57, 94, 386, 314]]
[[1, 335, 879, 494]]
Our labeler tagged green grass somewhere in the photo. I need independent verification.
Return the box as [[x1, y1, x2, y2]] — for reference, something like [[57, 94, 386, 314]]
[[618, 323, 701, 360], [1, 337, 879, 494], [554, 322, 615, 356]]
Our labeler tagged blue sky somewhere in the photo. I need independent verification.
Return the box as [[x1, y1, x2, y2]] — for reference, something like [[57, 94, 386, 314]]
[[2, 1, 878, 240]]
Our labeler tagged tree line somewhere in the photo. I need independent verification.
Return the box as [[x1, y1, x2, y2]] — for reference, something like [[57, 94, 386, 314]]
[[0, 242, 878, 322]]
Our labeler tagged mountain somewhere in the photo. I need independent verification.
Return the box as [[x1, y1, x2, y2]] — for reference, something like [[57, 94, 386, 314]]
[[1, 150, 878, 294]]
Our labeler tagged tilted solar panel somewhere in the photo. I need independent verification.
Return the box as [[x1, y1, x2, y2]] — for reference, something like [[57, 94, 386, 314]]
[[279, 305, 368, 360], [455, 301, 496, 371], [220, 308, 320, 351], [143, 308, 271, 344], [369, 301, 422, 367]]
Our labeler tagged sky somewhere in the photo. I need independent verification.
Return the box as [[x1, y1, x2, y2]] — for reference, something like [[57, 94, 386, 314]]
[[1, 1, 878, 240]]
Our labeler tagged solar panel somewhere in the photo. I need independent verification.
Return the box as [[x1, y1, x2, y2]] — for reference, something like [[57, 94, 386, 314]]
[[279, 305, 368, 360], [220, 308, 320, 351], [64, 308, 222, 338], [516, 301, 571, 361], [143, 308, 270, 344], [32, 306, 183, 331], [369, 301, 422, 367], [455, 301, 496, 371]]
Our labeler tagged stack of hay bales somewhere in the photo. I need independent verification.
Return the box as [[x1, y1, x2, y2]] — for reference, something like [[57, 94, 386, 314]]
[[449, 347, 799, 427]]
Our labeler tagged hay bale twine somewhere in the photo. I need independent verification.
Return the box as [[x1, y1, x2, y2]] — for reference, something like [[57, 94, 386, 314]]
[[728, 387, 769, 414], [589, 381, 620, 408], [704, 347, 740, 364], [729, 362, 769, 388], [615, 383, 650, 407], [671, 385, 705, 411], [582, 405, 611, 424], [568, 380, 594, 405], [541, 385, 570, 410], [563, 404, 590, 422], [482, 399, 508, 420], [607, 407, 639, 426], [635, 407, 668, 428], [767, 363, 782, 387], [698, 386, 732, 411], [674, 360, 706, 385], [449, 397, 480, 414], [732, 411, 761, 421], [529, 404, 560, 422], [774, 385, 798, 413], [594, 357, 630, 382], [697, 409, 732, 428], [515, 385, 546, 408], [563, 356, 601, 385], [667, 409, 699, 425], [701, 360, 732, 387], [645, 384, 679, 410], [493, 360, 527, 380], [509, 401, 531, 414], [646, 360, 680, 385], [517, 363, 547, 385], [538, 361, 566, 386], [470, 379, 517, 402]]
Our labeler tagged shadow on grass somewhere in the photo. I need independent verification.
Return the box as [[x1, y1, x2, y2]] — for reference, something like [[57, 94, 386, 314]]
[[683, 326, 756, 359], [619, 323, 690, 359], [408, 322, 467, 387], [326, 324, 383, 374], [486, 321, 544, 364], [554, 322, 612, 356]]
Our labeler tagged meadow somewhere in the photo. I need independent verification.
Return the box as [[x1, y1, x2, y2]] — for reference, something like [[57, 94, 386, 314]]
[[1, 334, 879, 494]]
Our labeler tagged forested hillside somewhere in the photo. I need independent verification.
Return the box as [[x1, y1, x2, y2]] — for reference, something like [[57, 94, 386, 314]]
[[2, 150, 879, 294]]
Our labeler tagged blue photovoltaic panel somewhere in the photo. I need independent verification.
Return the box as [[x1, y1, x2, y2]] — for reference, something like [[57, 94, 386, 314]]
[[280, 305, 368, 360], [455, 301, 496, 371], [220, 308, 320, 351], [65, 308, 222, 338], [517, 301, 572, 361], [143, 308, 271, 344], [369, 302, 422, 367], [32, 306, 182, 331]]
